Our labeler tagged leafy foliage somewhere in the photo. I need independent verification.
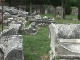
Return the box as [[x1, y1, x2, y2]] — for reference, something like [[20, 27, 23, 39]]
[[77, 0, 80, 20], [65, 0, 71, 15], [49, 0, 62, 7]]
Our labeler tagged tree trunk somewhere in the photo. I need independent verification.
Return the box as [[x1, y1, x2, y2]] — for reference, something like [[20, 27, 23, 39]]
[[54, 7, 56, 18], [30, 3, 32, 13], [78, 7, 80, 20], [40, 5, 42, 14], [62, 0, 65, 19], [77, 0, 80, 20], [8, 0, 11, 7], [63, 7, 65, 19]]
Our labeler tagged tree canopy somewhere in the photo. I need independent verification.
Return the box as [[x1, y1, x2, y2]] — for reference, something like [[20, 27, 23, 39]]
[[5, 0, 78, 7]]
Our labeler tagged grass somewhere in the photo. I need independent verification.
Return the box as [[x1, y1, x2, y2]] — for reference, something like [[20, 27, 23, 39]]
[[41, 14, 54, 18], [23, 27, 50, 60], [0, 25, 2, 32], [41, 14, 80, 24]]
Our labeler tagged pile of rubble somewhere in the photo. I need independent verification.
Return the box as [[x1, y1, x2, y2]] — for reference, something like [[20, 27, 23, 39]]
[[29, 14, 56, 27], [0, 6, 28, 25], [0, 6, 28, 60], [0, 22, 24, 60], [24, 22, 38, 35]]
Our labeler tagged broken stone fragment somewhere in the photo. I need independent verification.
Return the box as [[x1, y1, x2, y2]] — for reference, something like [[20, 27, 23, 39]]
[[0, 35, 24, 60]]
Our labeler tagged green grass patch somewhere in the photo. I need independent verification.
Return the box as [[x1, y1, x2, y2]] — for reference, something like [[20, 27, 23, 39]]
[[56, 19, 80, 24], [41, 14, 80, 24], [23, 27, 50, 60], [0, 25, 2, 32], [41, 14, 54, 18], [66, 14, 77, 20]]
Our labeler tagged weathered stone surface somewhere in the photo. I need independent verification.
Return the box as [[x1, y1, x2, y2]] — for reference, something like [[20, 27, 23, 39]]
[[49, 24, 80, 39], [0, 6, 28, 60], [9, 24, 21, 31], [71, 7, 78, 15], [49, 23, 80, 60], [25, 22, 38, 35], [34, 14, 41, 19], [0, 35, 24, 60], [0, 23, 21, 36], [1, 28, 16, 36], [0, 49, 4, 60], [56, 6, 63, 19], [29, 17, 56, 26]]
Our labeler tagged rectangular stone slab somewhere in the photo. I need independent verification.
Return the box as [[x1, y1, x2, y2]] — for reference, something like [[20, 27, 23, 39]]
[[59, 39, 80, 43]]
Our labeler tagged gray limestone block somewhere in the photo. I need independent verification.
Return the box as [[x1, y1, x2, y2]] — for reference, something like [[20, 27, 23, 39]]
[[5, 49, 24, 60], [0, 35, 24, 60]]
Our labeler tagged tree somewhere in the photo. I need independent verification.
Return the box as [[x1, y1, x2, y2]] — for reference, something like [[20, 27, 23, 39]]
[[31, 0, 49, 14], [65, 0, 71, 15], [61, 0, 66, 19], [70, 0, 77, 7], [5, 0, 12, 6], [77, 0, 80, 20], [49, 0, 62, 17]]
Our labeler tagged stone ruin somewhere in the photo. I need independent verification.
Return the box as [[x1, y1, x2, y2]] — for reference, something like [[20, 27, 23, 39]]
[[0, 4, 55, 59], [25, 15, 56, 35], [56, 6, 63, 19], [24, 22, 38, 35], [29, 15, 56, 27], [71, 7, 78, 15], [0, 6, 42, 35], [0, 6, 28, 24], [0, 6, 27, 59], [49, 23, 80, 60]]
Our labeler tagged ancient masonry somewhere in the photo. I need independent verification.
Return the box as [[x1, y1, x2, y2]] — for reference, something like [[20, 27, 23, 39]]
[[49, 23, 80, 60], [0, 24, 24, 60]]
